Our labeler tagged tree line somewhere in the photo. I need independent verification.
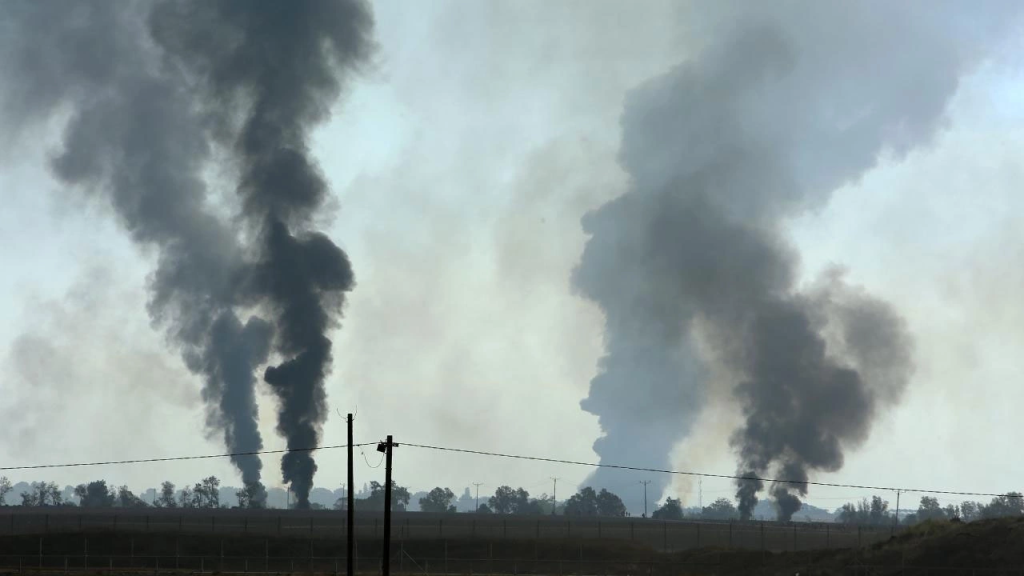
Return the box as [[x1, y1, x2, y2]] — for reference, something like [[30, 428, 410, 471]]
[[834, 493, 1024, 526], [0, 476, 267, 510], [5, 474, 1021, 525]]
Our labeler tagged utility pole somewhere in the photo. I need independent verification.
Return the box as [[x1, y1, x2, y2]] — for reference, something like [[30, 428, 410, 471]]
[[698, 478, 703, 511], [379, 436, 395, 576], [346, 414, 354, 576], [550, 478, 560, 515], [893, 490, 901, 536], [473, 483, 483, 512], [640, 481, 652, 518]]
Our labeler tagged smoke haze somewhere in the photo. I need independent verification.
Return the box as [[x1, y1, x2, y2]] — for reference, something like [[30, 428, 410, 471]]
[[576, 0, 1018, 518]]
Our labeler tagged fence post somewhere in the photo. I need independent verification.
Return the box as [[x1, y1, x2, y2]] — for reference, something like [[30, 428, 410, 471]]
[[728, 522, 732, 549], [793, 523, 796, 551], [266, 539, 269, 572], [45, 514, 49, 533], [244, 517, 248, 534], [176, 538, 180, 569], [696, 522, 700, 548], [179, 515, 183, 532], [472, 519, 476, 539], [503, 519, 507, 539], [662, 521, 667, 552], [826, 523, 830, 548], [220, 539, 224, 572], [631, 522, 634, 541], [598, 520, 602, 539], [79, 515, 82, 531], [113, 515, 117, 531], [211, 515, 215, 533], [38, 536, 42, 568], [536, 520, 540, 539], [278, 516, 282, 536], [440, 518, 443, 538], [444, 540, 448, 576]]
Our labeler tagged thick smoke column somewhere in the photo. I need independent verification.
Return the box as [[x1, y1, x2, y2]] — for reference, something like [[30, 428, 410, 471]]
[[0, 1, 272, 493], [575, 1, 1017, 517], [150, 0, 374, 507], [0, 1, 372, 506]]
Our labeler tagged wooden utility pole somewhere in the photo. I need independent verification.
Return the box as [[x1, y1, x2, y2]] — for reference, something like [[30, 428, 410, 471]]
[[347, 414, 355, 576], [381, 436, 395, 576], [473, 483, 483, 512], [640, 481, 652, 518], [550, 478, 560, 515]]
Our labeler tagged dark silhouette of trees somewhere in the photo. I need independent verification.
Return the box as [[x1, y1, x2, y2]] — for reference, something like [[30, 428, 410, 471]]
[[355, 481, 410, 512], [236, 481, 267, 509], [562, 487, 627, 517], [21, 482, 62, 507], [74, 481, 115, 508], [156, 482, 177, 508], [487, 486, 545, 515], [179, 486, 194, 508], [702, 498, 739, 520], [651, 497, 684, 520], [0, 477, 12, 506], [116, 485, 148, 508], [419, 487, 457, 513], [190, 476, 221, 508]]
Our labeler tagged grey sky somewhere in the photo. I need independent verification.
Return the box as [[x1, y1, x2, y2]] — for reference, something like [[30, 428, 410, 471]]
[[2, 0, 1024, 514]]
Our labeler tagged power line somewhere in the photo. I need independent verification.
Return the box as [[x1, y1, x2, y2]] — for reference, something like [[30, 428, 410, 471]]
[[400, 442, 1024, 500], [0, 443, 377, 472]]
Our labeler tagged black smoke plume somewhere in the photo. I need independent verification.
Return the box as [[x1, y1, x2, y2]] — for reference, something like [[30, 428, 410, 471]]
[[575, 1, 1017, 517], [0, 1, 373, 507], [149, 0, 373, 507]]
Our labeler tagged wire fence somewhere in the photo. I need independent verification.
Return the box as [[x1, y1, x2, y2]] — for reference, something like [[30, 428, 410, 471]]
[[0, 552, 1021, 576], [0, 509, 901, 552]]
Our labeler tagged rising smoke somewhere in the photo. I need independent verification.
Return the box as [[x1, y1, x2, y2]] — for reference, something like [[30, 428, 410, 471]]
[[576, 1, 1019, 518], [0, 1, 373, 508]]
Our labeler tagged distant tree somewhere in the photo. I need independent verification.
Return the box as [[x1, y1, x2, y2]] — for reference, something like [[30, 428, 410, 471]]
[[0, 477, 11, 506], [116, 485, 148, 508], [836, 502, 859, 524], [488, 486, 534, 515], [517, 498, 546, 515], [916, 496, 945, 521], [22, 482, 62, 507], [960, 501, 980, 522], [419, 488, 457, 513], [981, 492, 1024, 519], [75, 481, 115, 508], [191, 476, 220, 508], [179, 486, 195, 508], [236, 481, 267, 509], [156, 482, 177, 508], [596, 489, 627, 517], [476, 503, 493, 514], [869, 496, 890, 525], [900, 512, 919, 525], [702, 498, 738, 520], [943, 504, 960, 520], [564, 487, 599, 516], [356, 481, 410, 512], [652, 498, 684, 520]]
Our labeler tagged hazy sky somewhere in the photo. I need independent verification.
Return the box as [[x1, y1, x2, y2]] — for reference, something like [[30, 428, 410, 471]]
[[2, 0, 1024, 513]]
